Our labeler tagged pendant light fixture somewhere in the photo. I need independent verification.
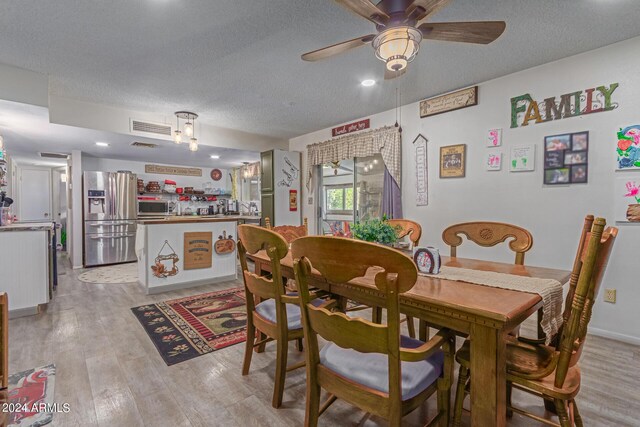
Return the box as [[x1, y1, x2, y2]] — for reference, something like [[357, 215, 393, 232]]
[[174, 111, 199, 150]]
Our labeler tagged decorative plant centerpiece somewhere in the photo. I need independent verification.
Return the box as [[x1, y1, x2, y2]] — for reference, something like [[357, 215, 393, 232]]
[[351, 217, 401, 246]]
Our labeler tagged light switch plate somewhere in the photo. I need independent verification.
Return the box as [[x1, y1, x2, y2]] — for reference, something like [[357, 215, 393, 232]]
[[604, 288, 616, 303]]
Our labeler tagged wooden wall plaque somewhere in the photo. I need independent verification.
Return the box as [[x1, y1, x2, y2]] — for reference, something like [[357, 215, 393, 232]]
[[145, 164, 202, 177], [420, 86, 478, 118], [184, 232, 212, 270]]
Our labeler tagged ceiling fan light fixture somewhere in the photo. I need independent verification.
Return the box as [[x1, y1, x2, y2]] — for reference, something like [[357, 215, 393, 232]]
[[373, 26, 422, 72]]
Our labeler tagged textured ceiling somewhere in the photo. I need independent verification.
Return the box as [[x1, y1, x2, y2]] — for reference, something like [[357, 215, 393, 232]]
[[1, 0, 640, 139], [0, 100, 259, 168]]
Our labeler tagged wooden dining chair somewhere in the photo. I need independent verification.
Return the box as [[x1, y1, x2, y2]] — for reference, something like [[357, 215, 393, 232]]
[[237, 224, 323, 408], [442, 221, 533, 265], [265, 217, 308, 243], [452, 217, 617, 427], [292, 236, 455, 427], [430, 221, 535, 341], [388, 219, 423, 338]]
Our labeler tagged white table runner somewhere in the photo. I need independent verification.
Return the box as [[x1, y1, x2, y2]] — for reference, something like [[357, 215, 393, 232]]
[[420, 266, 564, 344]]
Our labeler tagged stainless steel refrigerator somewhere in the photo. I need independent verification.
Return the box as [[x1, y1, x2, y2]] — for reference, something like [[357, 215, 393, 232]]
[[83, 171, 137, 267]]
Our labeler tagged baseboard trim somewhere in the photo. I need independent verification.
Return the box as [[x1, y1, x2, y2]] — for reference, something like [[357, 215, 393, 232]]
[[145, 274, 238, 295], [588, 327, 640, 346], [9, 306, 40, 319]]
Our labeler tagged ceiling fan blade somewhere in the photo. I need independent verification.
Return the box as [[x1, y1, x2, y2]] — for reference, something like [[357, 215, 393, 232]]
[[301, 35, 375, 62], [419, 21, 506, 44], [408, 0, 452, 21], [335, 0, 390, 25], [384, 67, 407, 80]]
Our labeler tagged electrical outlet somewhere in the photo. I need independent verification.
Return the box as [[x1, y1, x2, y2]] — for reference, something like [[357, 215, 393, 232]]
[[604, 288, 616, 303]]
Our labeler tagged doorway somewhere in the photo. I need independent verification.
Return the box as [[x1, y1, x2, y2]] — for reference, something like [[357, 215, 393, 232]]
[[317, 154, 384, 235], [18, 166, 52, 222]]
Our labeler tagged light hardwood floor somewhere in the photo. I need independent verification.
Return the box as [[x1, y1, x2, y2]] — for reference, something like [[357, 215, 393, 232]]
[[8, 255, 639, 427]]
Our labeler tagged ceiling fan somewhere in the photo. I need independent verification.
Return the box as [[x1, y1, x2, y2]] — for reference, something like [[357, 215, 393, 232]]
[[301, 0, 506, 79]]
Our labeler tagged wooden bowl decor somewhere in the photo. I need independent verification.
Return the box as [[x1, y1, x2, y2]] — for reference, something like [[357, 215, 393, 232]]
[[151, 240, 180, 278], [214, 231, 236, 254], [210, 169, 222, 181]]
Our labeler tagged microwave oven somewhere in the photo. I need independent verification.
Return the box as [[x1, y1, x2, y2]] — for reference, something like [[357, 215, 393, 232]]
[[138, 200, 169, 216]]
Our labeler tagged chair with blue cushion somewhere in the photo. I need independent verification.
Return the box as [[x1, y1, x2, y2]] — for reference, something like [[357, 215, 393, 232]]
[[237, 224, 326, 408], [291, 236, 455, 427]]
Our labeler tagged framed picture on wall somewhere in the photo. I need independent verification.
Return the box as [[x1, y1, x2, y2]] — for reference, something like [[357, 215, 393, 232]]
[[440, 144, 466, 178], [543, 131, 589, 185]]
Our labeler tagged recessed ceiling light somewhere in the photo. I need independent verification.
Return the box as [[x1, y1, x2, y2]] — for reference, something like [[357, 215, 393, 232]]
[[361, 79, 376, 87], [210, 155, 220, 159], [95, 142, 110, 147]]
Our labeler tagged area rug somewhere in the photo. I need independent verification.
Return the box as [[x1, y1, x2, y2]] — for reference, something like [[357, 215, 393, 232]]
[[78, 262, 138, 284], [7, 364, 56, 427], [131, 288, 247, 365]]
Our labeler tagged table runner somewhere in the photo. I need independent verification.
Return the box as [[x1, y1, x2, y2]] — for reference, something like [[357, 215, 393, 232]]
[[420, 266, 563, 344]]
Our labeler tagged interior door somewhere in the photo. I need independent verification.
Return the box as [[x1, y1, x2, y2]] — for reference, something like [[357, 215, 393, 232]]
[[19, 167, 52, 222]]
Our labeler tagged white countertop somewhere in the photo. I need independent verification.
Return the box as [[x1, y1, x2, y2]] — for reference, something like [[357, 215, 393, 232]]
[[0, 221, 55, 232]]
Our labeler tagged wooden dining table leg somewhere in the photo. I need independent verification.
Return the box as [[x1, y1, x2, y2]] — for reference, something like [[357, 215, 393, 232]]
[[470, 324, 507, 427]]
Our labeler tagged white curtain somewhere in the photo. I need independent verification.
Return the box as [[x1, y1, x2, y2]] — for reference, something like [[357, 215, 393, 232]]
[[306, 126, 402, 191]]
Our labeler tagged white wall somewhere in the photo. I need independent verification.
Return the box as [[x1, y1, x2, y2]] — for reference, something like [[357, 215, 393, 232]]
[[290, 36, 640, 345]]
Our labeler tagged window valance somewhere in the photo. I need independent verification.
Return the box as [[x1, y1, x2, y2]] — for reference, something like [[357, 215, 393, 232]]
[[306, 125, 402, 190]]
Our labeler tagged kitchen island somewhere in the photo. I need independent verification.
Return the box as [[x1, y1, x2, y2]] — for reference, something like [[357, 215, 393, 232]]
[[136, 216, 257, 294], [0, 222, 55, 317]]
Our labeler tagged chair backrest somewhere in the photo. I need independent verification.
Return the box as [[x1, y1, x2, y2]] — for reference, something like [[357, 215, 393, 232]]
[[388, 219, 422, 246], [554, 218, 617, 388], [0, 293, 6, 389], [442, 221, 533, 265], [291, 236, 418, 407], [265, 217, 308, 243], [237, 225, 289, 320]]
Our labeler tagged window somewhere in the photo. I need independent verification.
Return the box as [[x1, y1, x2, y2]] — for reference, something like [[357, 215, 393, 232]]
[[325, 184, 354, 215]]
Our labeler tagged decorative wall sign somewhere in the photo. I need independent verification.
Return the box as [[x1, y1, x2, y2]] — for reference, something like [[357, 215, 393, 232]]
[[184, 232, 213, 270], [615, 177, 640, 222], [413, 134, 428, 206], [332, 119, 370, 137], [616, 125, 640, 170], [510, 145, 535, 172], [214, 231, 236, 254], [510, 83, 619, 129], [420, 86, 478, 118], [145, 164, 202, 177], [210, 169, 222, 181], [289, 190, 298, 211], [440, 144, 466, 178], [486, 153, 502, 171], [487, 129, 502, 147], [543, 132, 588, 185], [151, 240, 179, 278], [277, 156, 300, 187]]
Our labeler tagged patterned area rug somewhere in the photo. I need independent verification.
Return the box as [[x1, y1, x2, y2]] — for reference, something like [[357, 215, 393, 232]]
[[7, 364, 56, 427], [78, 262, 138, 284], [131, 288, 247, 365]]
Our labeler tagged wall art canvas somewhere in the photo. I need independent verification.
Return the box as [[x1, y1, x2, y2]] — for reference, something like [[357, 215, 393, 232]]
[[544, 132, 589, 185], [487, 128, 502, 147], [616, 125, 640, 170], [486, 153, 502, 171], [413, 134, 429, 205], [440, 144, 466, 178], [510, 145, 535, 172], [615, 177, 640, 222]]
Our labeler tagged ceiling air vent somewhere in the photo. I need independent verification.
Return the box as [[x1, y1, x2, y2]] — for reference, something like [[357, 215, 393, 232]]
[[130, 119, 172, 137], [39, 152, 70, 159], [130, 141, 158, 149]]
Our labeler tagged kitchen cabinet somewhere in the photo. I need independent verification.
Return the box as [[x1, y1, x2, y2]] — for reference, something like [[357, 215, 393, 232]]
[[260, 150, 301, 227]]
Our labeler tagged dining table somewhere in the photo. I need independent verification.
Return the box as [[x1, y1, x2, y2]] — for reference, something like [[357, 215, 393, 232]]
[[247, 251, 570, 427]]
